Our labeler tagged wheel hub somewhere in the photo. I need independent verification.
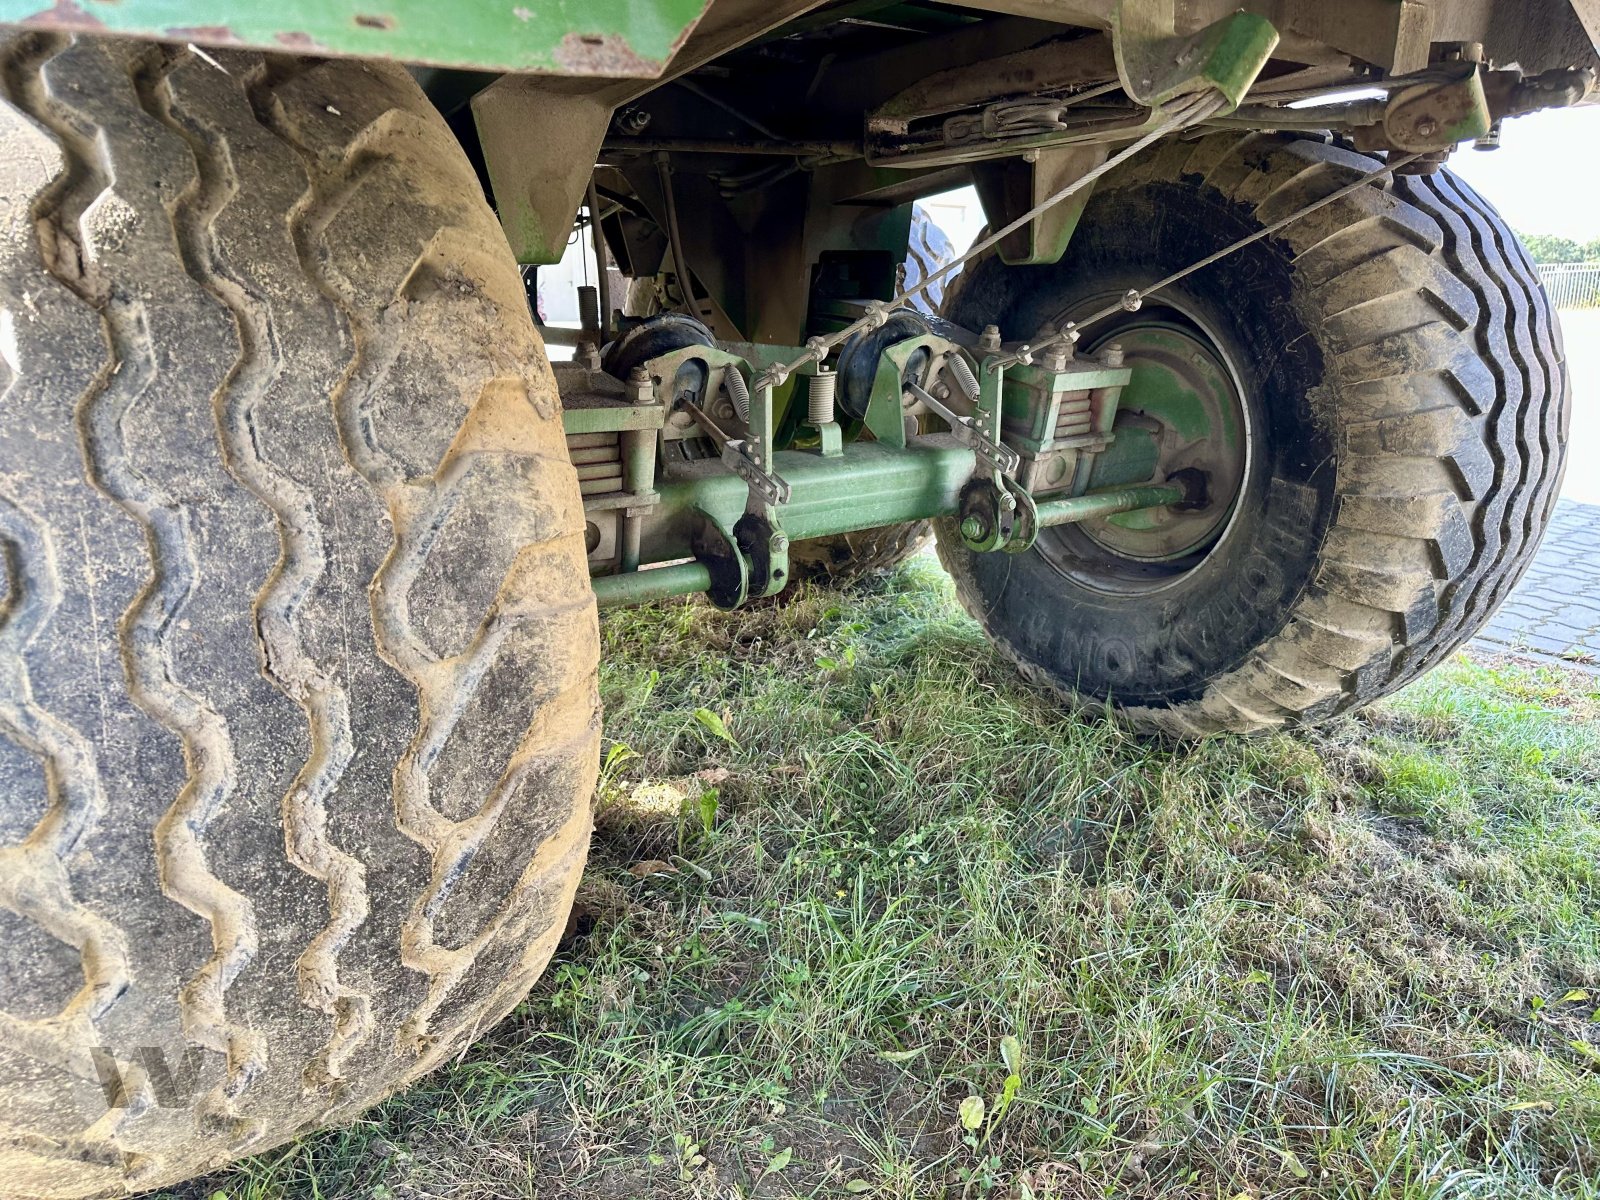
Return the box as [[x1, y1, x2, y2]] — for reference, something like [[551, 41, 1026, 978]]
[[1031, 303, 1254, 594], [1081, 320, 1248, 562]]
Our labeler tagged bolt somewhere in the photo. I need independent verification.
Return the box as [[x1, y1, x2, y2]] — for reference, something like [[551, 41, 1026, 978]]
[[1022, 148, 1040, 163], [1415, 117, 1439, 138], [1048, 350, 1070, 371], [960, 515, 987, 540], [770, 533, 789, 552], [934, 382, 951, 401], [1101, 342, 1125, 367], [1120, 290, 1143, 312], [978, 324, 1002, 353], [627, 365, 655, 404]]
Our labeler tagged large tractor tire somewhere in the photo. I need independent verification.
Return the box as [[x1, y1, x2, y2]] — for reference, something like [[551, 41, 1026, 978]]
[[940, 132, 1567, 735], [0, 36, 599, 1198]]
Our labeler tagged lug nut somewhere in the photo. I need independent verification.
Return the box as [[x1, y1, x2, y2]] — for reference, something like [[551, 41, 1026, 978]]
[[627, 365, 655, 404]]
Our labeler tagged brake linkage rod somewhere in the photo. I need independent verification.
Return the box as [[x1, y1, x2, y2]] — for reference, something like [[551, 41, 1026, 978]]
[[749, 88, 1231, 392]]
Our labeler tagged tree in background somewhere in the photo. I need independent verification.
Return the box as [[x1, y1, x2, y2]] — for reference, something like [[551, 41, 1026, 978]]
[[1519, 231, 1600, 263]]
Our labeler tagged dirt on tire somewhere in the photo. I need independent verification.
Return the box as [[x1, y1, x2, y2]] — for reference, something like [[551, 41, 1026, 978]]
[[0, 36, 598, 1198]]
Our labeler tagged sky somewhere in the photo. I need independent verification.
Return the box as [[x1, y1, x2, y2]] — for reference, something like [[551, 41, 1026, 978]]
[[921, 104, 1600, 251], [1407, 106, 1600, 242]]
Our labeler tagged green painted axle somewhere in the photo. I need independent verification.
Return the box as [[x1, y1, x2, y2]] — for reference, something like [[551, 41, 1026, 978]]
[[592, 562, 713, 609], [1033, 483, 1187, 527], [589, 447, 1186, 609], [635, 436, 980, 564]]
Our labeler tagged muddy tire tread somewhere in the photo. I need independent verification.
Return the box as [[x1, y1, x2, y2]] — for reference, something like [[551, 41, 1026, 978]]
[[0, 37, 597, 1199]]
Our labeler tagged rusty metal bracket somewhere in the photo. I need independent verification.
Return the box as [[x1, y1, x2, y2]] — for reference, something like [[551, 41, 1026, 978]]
[[1112, 0, 1278, 110], [1349, 63, 1492, 155], [474, 83, 615, 265], [1382, 67, 1492, 150], [972, 143, 1109, 267]]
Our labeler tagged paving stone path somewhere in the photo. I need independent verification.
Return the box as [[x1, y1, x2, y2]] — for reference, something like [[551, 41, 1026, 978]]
[[1472, 498, 1600, 671]]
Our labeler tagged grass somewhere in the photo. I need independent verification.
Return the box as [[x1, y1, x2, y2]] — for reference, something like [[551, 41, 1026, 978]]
[[175, 559, 1600, 1200]]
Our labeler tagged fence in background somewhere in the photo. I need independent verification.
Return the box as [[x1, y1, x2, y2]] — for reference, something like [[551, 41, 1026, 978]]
[[1537, 263, 1600, 310]]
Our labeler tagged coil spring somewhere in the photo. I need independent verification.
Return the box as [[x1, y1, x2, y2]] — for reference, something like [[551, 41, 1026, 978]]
[[808, 370, 837, 426], [723, 366, 751, 422], [948, 353, 980, 402]]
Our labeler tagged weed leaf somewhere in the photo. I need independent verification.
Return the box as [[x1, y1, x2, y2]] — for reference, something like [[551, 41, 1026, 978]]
[[1276, 1147, 1310, 1179], [1568, 1039, 1600, 1064], [697, 787, 720, 835], [693, 707, 737, 745], [878, 1047, 925, 1064], [958, 1096, 985, 1132], [1000, 1034, 1024, 1076]]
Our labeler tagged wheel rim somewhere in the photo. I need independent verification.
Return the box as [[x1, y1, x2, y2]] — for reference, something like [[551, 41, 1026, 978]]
[[1035, 298, 1254, 595]]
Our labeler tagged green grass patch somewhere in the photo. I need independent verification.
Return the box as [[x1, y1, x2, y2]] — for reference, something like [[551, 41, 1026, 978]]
[[178, 561, 1600, 1200]]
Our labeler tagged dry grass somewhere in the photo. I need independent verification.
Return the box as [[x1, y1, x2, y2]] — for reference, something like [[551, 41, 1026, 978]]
[[175, 561, 1600, 1200]]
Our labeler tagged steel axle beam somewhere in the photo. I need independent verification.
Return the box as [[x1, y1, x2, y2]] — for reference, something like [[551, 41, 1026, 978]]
[[1033, 482, 1187, 526], [590, 447, 1188, 608]]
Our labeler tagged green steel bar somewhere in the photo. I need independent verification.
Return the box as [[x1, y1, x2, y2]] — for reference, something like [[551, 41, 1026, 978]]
[[636, 438, 977, 567], [592, 562, 713, 608], [0, 0, 712, 75], [1034, 483, 1185, 527]]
